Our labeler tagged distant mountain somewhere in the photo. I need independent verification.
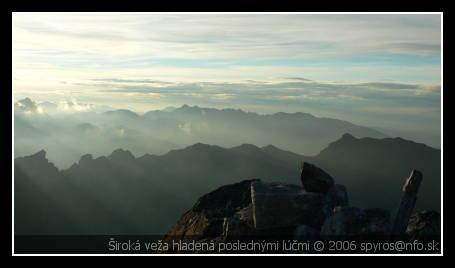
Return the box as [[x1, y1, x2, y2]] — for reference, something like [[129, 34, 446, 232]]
[[15, 101, 389, 168], [374, 126, 441, 149], [312, 134, 440, 214], [14, 134, 440, 235], [38, 101, 58, 114], [143, 105, 387, 156], [103, 109, 140, 119], [14, 116, 46, 138], [161, 106, 177, 112]]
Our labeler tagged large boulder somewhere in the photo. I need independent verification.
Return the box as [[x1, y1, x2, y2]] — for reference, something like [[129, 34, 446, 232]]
[[251, 181, 331, 230], [163, 164, 355, 253], [406, 210, 440, 240], [164, 179, 258, 241], [164, 177, 345, 248], [221, 204, 254, 239], [327, 184, 349, 207], [300, 162, 335, 193], [321, 206, 391, 236], [294, 224, 320, 239]]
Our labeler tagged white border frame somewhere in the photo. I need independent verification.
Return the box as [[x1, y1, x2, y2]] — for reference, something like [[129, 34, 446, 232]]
[[11, 11, 444, 256]]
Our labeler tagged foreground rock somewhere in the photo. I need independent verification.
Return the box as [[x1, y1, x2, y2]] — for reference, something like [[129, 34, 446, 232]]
[[392, 170, 423, 235], [164, 163, 440, 253], [164, 179, 257, 241], [321, 207, 391, 236], [300, 162, 335, 193], [251, 182, 331, 230], [406, 210, 440, 240]]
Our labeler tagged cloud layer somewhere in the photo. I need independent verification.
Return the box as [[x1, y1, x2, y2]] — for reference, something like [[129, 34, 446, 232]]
[[13, 13, 441, 134]]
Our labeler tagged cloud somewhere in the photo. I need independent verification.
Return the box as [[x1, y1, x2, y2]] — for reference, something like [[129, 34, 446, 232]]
[[91, 78, 173, 84], [284, 77, 314, 82], [12, 13, 441, 133], [359, 106, 440, 116], [416, 84, 441, 95], [15, 98, 44, 115], [14, 13, 441, 73], [178, 123, 192, 135], [371, 42, 440, 55], [57, 99, 94, 112], [88, 78, 440, 104], [14, 97, 116, 115]]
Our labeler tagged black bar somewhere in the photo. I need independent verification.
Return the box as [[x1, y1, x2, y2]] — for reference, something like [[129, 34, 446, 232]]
[[14, 235, 441, 254]]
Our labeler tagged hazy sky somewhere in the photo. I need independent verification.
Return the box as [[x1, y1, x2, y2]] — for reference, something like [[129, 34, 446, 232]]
[[13, 13, 441, 133]]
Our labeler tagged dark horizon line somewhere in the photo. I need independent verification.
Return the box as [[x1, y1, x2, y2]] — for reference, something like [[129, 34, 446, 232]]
[[14, 132, 440, 172]]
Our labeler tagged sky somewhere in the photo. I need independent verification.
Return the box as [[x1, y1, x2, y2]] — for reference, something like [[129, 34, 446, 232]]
[[13, 13, 441, 134]]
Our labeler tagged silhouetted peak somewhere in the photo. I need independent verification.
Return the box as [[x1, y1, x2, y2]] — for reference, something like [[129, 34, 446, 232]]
[[18, 97, 33, 104], [15, 149, 59, 174], [162, 106, 177, 112], [109, 149, 135, 161], [295, 112, 315, 117], [340, 133, 357, 141], [184, 142, 213, 151], [392, 136, 407, 142], [79, 154, 93, 164], [231, 144, 261, 154], [104, 109, 139, 117], [262, 144, 279, 151], [169, 143, 225, 156], [335, 133, 429, 148], [274, 111, 315, 118], [31, 149, 47, 160], [176, 104, 204, 113]]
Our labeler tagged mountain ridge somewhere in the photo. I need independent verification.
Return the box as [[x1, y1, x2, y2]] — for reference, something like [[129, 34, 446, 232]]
[[15, 134, 440, 235], [25, 133, 440, 172], [15, 98, 392, 168]]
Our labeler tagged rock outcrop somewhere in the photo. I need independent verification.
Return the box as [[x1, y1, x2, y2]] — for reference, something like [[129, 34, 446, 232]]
[[251, 181, 331, 230], [392, 170, 423, 235], [300, 162, 334, 193], [164, 179, 258, 241], [321, 207, 391, 236], [406, 210, 441, 240], [164, 163, 440, 253]]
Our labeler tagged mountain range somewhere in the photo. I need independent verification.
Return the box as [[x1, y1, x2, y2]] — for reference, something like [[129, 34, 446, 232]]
[[15, 98, 387, 168], [14, 134, 440, 235]]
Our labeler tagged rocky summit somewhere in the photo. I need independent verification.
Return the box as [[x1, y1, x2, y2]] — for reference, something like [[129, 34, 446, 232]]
[[164, 162, 440, 252]]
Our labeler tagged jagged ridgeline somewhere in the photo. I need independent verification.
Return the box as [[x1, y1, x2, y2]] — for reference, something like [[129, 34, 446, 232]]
[[14, 134, 440, 235], [15, 100, 388, 169]]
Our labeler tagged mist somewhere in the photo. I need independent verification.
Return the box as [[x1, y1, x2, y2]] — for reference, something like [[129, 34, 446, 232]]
[[14, 97, 393, 169]]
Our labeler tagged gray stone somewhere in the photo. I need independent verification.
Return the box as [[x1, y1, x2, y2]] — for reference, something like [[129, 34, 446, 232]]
[[294, 224, 320, 239], [221, 204, 254, 239], [406, 210, 440, 240], [251, 181, 329, 230], [321, 206, 391, 236], [300, 162, 335, 193], [327, 184, 349, 208], [391, 170, 423, 235]]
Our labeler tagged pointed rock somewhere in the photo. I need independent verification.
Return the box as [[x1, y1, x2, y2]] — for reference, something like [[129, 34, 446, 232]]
[[300, 162, 335, 193]]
